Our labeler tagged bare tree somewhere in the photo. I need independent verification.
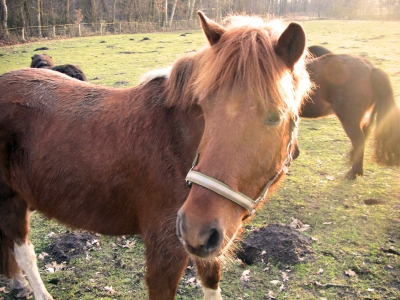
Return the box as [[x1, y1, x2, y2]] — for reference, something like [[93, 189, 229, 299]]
[[37, 0, 42, 37], [168, 0, 178, 27], [0, 0, 8, 35], [65, 0, 70, 23], [189, 0, 196, 19], [112, 0, 117, 23], [164, 0, 167, 27]]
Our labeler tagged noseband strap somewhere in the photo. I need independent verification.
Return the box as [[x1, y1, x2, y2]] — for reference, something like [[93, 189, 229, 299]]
[[186, 114, 298, 217], [186, 170, 260, 215]]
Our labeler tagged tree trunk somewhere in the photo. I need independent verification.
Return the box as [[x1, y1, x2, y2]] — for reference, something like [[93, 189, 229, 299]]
[[100, 0, 108, 22], [66, 0, 70, 23], [90, 0, 97, 24], [23, 0, 32, 37], [37, 0, 42, 37], [164, 0, 168, 28], [189, 0, 197, 19], [0, 0, 8, 36], [169, 0, 178, 27], [112, 0, 117, 23], [49, 0, 55, 25], [148, 0, 154, 22]]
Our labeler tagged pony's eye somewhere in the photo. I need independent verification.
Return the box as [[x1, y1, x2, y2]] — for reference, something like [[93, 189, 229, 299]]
[[264, 112, 282, 126]]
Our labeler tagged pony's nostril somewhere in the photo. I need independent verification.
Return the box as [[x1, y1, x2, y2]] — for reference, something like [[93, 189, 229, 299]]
[[176, 218, 181, 238], [176, 212, 183, 240], [205, 228, 222, 253]]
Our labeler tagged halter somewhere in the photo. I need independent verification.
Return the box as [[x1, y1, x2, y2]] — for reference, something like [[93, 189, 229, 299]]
[[186, 114, 299, 218]]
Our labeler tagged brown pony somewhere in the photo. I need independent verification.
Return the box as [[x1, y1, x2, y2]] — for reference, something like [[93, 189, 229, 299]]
[[302, 51, 400, 179], [0, 12, 311, 300], [308, 45, 332, 58], [31, 53, 88, 81]]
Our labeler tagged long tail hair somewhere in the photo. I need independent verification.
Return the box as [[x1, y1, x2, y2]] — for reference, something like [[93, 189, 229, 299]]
[[371, 67, 400, 165]]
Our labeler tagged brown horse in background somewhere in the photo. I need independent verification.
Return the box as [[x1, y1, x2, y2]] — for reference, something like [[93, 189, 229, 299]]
[[31, 53, 88, 81], [302, 48, 400, 178], [308, 45, 332, 58], [0, 12, 311, 300]]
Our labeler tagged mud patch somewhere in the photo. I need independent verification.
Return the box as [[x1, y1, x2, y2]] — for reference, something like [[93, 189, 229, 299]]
[[236, 224, 314, 265], [364, 198, 385, 205], [114, 81, 129, 86], [34, 47, 49, 51], [43, 231, 100, 264]]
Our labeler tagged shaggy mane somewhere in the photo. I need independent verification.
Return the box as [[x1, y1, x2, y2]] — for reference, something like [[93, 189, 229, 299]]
[[165, 15, 311, 116]]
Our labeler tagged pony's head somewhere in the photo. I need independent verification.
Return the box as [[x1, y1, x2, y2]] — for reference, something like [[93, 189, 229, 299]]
[[174, 12, 311, 259], [30, 54, 55, 68]]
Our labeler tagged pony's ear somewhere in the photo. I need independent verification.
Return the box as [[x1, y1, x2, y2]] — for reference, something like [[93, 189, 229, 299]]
[[275, 22, 306, 69], [197, 11, 226, 46]]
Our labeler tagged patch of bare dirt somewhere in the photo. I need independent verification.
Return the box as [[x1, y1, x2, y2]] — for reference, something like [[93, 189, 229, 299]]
[[43, 231, 100, 264], [236, 224, 314, 265]]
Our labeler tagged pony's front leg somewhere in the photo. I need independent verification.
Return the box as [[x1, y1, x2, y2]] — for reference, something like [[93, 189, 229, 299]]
[[144, 233, 189, 300], [10, 269, 33, 299], [13, 240, 53, 300], [193, 257, 222, 300]]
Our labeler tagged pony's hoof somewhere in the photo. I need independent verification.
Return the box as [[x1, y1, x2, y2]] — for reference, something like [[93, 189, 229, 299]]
[[12, 286, 33, 299], [345, 170, 362, 180]]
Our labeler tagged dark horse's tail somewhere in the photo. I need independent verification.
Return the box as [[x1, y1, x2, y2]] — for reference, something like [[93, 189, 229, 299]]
[[371, 68, 400, 165]]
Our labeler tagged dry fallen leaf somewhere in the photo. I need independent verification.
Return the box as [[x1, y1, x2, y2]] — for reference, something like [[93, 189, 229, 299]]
[[270, 280, 280, 285], [240, 270, 250, 283], [266, 290, 275, 299], [186, 277, 199, 287], [345, 269, 357, 277], [104, 286, 116, 294], [289, 217, 311, 231], [281, 271, 289, 282], [38, 252, 49, 261], [45, 261, 66, 273]]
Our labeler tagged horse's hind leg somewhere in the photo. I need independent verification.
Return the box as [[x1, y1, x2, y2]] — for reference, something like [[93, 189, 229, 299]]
[[10, 269, 33, 299], [336, 117, 366, 179], [0, 183, 52, 300], [13, 232, 53, 300], [193, 258, 222, 300]]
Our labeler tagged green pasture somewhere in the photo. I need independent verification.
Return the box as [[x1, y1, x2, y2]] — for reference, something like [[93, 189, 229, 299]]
[[0, 19, 400, 299]]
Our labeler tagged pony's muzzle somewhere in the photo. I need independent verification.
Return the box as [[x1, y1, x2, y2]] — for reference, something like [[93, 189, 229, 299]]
[[176, 209, 223, 258]]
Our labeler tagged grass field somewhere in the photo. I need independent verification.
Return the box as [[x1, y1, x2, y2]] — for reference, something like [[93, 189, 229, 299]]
[[0, 18, 400, 300]]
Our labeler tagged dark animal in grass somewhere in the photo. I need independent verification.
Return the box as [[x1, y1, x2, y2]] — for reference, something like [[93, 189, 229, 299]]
[[301, 53, 400, 179], [308, 45, 332, 58], [0, 12, 311, 299], [30, 53, 87, 81]]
